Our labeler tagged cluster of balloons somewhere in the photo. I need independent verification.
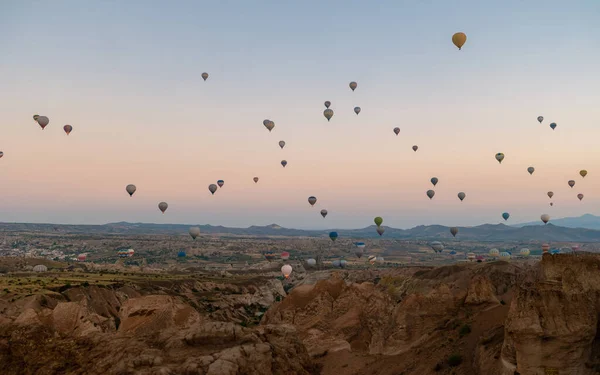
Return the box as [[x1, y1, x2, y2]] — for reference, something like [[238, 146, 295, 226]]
[[31, 114, 73, 135]]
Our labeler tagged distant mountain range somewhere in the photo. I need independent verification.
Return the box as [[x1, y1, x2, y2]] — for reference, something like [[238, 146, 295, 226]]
[[513, 213, 600, 230], [1, 214, 600, 242]]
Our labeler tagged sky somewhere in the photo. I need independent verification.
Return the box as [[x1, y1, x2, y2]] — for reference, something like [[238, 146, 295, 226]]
[[1, 0, 600, 229]]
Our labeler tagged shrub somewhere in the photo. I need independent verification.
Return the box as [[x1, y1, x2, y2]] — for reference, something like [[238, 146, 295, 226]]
[[82, 281, 90, 287], [500, 299, 506, 305], [447, 354, 462, 367], [459, 324, 471, 337]]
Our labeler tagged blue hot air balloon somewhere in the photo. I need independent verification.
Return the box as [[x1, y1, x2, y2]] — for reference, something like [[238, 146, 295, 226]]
[[550, 122, 557, 130], [177, 251, 186, 258], [550, 249, 560, 255], [329, 231, 338, 242], [502, 212, 510, 221]]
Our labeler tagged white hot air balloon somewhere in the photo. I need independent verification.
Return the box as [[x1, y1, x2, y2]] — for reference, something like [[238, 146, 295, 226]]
[[189, 227, 200, 240], [281, 264, 293, 279]]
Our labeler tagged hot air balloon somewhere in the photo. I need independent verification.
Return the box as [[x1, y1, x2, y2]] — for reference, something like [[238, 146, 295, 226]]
[[495, 153, 505, 164], [580, 170, 588, 178], [431, 177, 438, 187], [63, 125, 73, 135], [547, 191, 554, 199], [189, 227, 200, 240], [374, 217, 383, 226], [201, 72, 209, 81], [430, 241, 444, 253], [489, 248, 499, 257], [77, 254, 87, 262], [550, 122, 557, 130], [571, 245, 579, 252], [550, 249, 560, 255], [467, 252, 476, 262], [37, 116, 49, 129], [354, 107, 361, 115], [281, 264, 292, 279], [340, 259, 347, 268], [499, 252, 511, 261], [306, 258, 317, 266], [127, 249, 135, 257], [329, 232, 338, 242], [349, 81, 357, 91], [281, 252, 290, 261], [126, 184, 136, 197], [332, 260, 341, 268], [542, 244, 550, 253], [368, 255, 376, 265], [324, 101, 331, 108], [376, 257, 384, 265], [253, 177, 259, 183], [263, 251, 276, 262], [393, 127, 400, 136], [324, 108, 334, 121], [0, 151, 3, 159], [263, 119, 275, 132], [377, 227, 385, 236], [281, 160, 287, 167], [426, 190, 435, 199], [33, 265, 48, 272], [209, 184, 218, 195], [320, 209, 328, 218], [541, 214, 550, 224], [550, 202, 554, 206], [33, 114, 39, 121], [217, 180, 224, 188], [458, 192, 466, 201], [568, 180, 575, 188], [452, 32, 467, 50], [158, 202, 168, 213], [177, 251, 186, 258], [412, 145, 418, 152], [527, 167, 535, 175], [502, 212, 510, 221], [308, 196, 317, 206], [354, 246, 364, 258], [450, 227, 458, 237], [279, 141, 285, 149], [577, 193, 584, 201], [537, 116, 544, 123], [520, 248, 530, 257]]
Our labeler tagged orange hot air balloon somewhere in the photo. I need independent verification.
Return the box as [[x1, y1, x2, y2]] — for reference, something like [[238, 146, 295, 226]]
[[452, 32, 467, 50]]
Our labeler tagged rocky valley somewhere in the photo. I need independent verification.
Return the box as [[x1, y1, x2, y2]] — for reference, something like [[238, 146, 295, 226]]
[[2, 253, 600, 374]]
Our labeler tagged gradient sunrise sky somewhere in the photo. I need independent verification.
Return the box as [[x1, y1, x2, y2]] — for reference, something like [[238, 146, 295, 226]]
[[1, 0, 599, 229]]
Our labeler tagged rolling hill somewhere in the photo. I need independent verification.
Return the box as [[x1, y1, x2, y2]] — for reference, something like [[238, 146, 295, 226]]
[[513, 213, 600, 230], [2, 219, 600, 241]]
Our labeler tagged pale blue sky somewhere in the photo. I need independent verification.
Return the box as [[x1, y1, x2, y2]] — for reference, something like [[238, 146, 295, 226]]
[[1, 1, 599, 229]]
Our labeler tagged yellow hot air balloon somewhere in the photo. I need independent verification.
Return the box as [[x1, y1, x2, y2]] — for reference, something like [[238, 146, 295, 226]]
[[452, 32, 467, 50], [580, 170, 588, 178]]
